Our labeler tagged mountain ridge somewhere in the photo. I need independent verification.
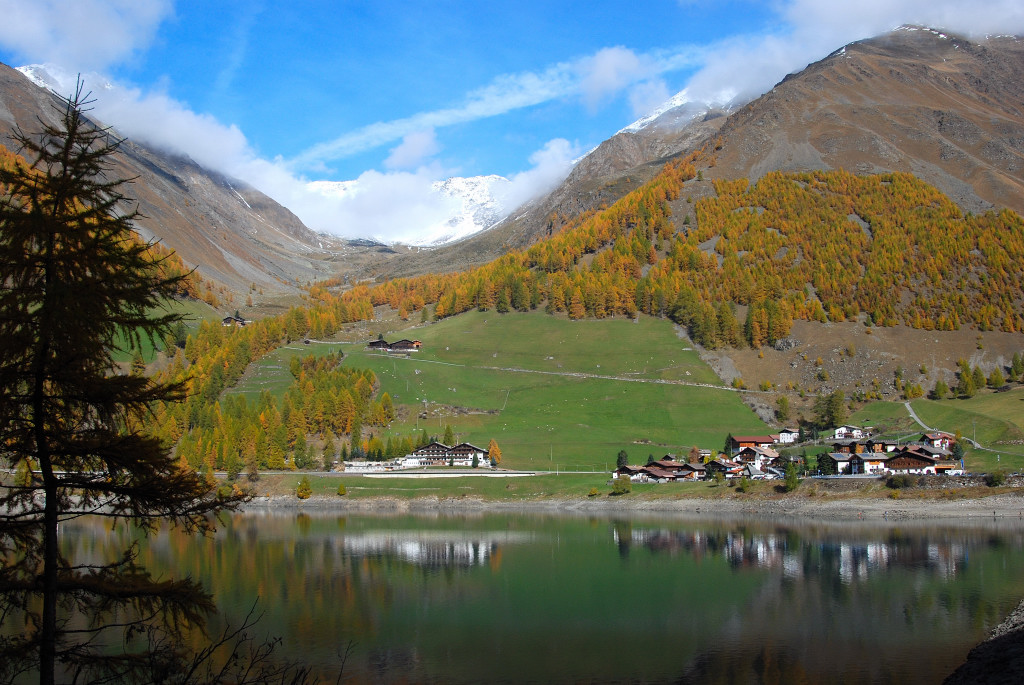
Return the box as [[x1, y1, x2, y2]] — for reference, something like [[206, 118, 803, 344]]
[[457, 26, 1024, 261], [0, 63, 341, 298]]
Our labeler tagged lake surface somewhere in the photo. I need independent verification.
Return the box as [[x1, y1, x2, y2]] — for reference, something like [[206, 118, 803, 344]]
[[65, 511, 1024, 684]]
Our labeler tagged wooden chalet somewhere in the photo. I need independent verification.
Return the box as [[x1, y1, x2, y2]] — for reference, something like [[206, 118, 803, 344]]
[[677, 462, 706, 480], [863, 438, 900, 453], [408, 441, 490, 467], [830, 439, 866, 455], [221, 315, 247, 327], [366, 339, 390, 350], [615, 459, 705, 483], [614, 465, 648, 481], [705, 457, 742, 480], [449, 442, 488, 464], [390, 339, 422, 351], [411, 441, 453, 465], [884, 450, 938, 475], [769, 455, 804, 470], [848, 453, 888, 475]]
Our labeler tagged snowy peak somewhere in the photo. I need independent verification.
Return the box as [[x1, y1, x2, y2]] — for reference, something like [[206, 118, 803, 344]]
[[620, 89, 693, 133], [430, 174, 511, 244], [16, 64, 115, 95], [307, 174, 512, 247], [617, 88, 737, 136]]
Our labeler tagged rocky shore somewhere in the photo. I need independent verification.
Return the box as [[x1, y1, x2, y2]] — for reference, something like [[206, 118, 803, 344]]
[[944, 599, 1024, 684]]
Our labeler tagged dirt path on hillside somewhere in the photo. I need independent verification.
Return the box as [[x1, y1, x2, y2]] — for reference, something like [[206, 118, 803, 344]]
[[381, 352, 748, 393]]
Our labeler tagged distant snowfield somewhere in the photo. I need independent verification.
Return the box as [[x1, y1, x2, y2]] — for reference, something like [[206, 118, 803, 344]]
[[308, 174, 513, 247]]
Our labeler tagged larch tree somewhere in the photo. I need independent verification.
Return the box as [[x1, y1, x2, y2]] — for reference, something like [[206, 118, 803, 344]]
[[488, 439, 502, 466], [0, 84, 250, 683]]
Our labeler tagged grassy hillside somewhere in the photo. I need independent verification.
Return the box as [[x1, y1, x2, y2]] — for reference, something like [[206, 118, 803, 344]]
[[846, 393, 1024, 472], [229, 311, 768, 470], [111, 297, 222, 363]]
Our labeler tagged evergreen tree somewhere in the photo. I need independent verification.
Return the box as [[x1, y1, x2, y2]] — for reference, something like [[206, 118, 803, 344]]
[[972, 366, 986, 392], [951, 441, 965, 461], [616, 449, 629, 469], [322, 430, 336, 470], [293, 436, 310, 469], [443, 423, 455, 445], [350, 415, 363, 457], [0, 85, 247, 683], [1011, 353, 1024, 381], [775, 396, 790, 422]]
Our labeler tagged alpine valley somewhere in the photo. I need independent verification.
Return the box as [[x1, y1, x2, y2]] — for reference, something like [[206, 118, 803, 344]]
[[3, 25, 1024, 417]]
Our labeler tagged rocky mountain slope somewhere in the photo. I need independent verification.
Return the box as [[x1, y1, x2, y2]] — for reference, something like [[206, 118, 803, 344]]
[[0, 63, 341, 296], [5, 27, 1023, 299], [711, 27, 1024, 216], [447, 26, 1024, 261]]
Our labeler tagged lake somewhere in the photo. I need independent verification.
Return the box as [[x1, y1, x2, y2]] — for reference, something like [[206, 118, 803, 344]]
[[64, 510, 1024, 684]]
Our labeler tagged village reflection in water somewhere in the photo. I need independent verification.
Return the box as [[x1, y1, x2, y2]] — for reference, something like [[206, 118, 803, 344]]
[[268, 512, 985, 590], [338, 529, 534, 570], [614, 522, 971, 582], [606, 518, 974, 581]]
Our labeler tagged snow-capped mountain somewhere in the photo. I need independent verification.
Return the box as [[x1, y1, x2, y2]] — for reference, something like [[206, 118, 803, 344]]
[[308, 174, 512, 247], [430, 175, 511, 244]]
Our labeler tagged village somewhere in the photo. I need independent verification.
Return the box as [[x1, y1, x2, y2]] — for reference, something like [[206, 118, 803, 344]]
[[613, 425, 964, 483]]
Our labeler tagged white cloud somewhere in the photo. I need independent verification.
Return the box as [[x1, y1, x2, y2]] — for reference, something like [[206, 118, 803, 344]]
[[0, 0, 171, 72], [577, 46, 649, 111], [627, 79, 672, 118], [683, 0, 1024, 105], [305, 167, 461, 244], [499, 138, 581, 210], [290, 44, 700, 171], [384, 129, 441, 170], [12, 0, 1024, 248]]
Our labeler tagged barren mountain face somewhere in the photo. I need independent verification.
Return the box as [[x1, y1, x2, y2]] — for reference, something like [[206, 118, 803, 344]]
[[480, 28, 1024, 259], [0, 64, 342, 295], [711, 28, 1024, 217], [3, 27, 1022, 295]]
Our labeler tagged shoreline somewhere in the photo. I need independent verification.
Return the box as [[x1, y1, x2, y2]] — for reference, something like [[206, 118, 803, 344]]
[[240, 490, 1024, 524]]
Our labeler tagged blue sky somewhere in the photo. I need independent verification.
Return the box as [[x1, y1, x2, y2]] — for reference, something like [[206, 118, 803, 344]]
[[1, 1, 1022, 242]]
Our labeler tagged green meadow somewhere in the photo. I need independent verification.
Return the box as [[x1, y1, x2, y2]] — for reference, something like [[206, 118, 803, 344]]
[[849, 392, 1024, 471], [112, 297, 222, 363], [229, 311, 768, 470]]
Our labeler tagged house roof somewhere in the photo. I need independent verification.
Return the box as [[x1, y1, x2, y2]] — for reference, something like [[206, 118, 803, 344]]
[[886, 450, 938, 465], [822, 452, 853, 462], [731, 435, 778, 444], [412, 441, 452, 454], [737, 445, 780, 458], [644, 467, 676, 479], [450, 442, 487, 453]]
